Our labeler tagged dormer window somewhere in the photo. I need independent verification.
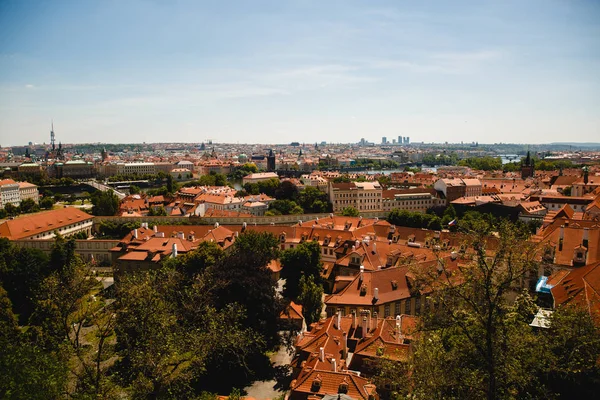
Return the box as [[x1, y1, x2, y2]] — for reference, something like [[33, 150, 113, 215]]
[[392, 235, 399, 243], [360, 284, 367, 296], [338, 382, 349, 394], [408, 235, 415, 243], [311, 376, 322, 392], [391, 280, 398, 290], [280, 233, 286, 243]]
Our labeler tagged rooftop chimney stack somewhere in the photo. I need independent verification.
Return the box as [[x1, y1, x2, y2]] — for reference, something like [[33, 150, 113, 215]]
[[336, 310, 342, 330], [331, 359, 337, 372], [342, 331, 348, 358], [374, 288, 379, 301], [319, 347, 325, 362], [153, 225, 158, 232], [172, 243, 178, 258], [372, 242, 377, 253], [362, 317, 367, 339], [366, 310, 371, 332], [133, 229, 138, 239]]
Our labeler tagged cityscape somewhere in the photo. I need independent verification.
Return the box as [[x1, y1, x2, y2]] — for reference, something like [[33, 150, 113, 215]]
[[1, 1, 599, 400]]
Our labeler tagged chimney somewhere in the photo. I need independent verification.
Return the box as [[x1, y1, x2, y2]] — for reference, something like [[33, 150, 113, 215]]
[[366, 310, 371, 332], [396, 315, 402, 337], [177, 231, 184, 240], [242, 222, 247, 231], [361, 317, 367, 339], [172, 243, 178, 258], [133, 229, 138, 239], [331, 358, 337, 372], [559, 225, 565, 240], [214, 222, 219, 228], [319, 347, 325, 362], [153, 225, 158, 232], [372, 242, 377, 253], [374, 288, 379, 301], [355, 240, 360, 248], [372, 311, 378, 330], [342, 331, 348, 358], [352, 311, 357, 329], [583, 227, 589, 247], [336, 310, 342, 330], [359, 265, 365, 281]]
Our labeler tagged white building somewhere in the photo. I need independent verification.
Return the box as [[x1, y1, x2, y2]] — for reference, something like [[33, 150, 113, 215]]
[[0, 179, 21, 208], [18, 181, 39, 204]]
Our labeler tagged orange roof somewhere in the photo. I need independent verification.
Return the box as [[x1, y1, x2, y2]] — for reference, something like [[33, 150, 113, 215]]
[[0, 208, 93, 240], [550, 261, 600, 325]]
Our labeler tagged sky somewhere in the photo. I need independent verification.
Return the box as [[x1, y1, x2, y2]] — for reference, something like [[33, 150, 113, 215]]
[[0, 0, 599, 146]]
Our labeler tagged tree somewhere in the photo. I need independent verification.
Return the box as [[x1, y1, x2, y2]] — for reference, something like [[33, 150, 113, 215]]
[[210, 231, 282, 349], [542, 304, 600, 397], [91, 190, 120, 216], [297, 186, 331, 213], [297, 275, 323, 325], [19, 198, 39, 214], [115, 267, 264, 397], [0, 286, 68, 399], [280, 241, 323, 300], [341, 206, 359, 217], [274, 181, 299, 201], [163, 241, 224, 280], [40, 196, 55, 210], [4, 203, 19, 217], [166, 174, 175, 193], [0, 239, 51, 323], [129, 185, 141, 194], [407, 222, 543, 400]]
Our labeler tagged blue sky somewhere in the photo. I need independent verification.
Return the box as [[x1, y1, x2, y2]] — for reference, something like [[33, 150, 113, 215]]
[[0, 0, 598, 146]]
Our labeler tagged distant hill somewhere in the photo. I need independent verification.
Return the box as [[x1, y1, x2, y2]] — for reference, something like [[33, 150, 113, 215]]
[[550, 142, 600, 147]]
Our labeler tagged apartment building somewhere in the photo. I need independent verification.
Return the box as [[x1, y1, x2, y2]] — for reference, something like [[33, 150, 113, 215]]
[[0, 179, 21, 208], [329, 181, 383, 212], [381, 188, 445, 212], [18, 181, 39, 204]]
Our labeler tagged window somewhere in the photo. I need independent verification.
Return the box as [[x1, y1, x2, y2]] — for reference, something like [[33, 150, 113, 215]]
[[415, 297, 421, 315], [384, 304, 390, 317], [394, 302, 401, 316], [404, 298, 411, 315]]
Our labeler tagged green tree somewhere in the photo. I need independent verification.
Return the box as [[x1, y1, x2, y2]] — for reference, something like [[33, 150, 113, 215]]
[[4, 203, 19, 216], [542, 304, 600, 397], [91, 190, 120, 216], [0, 286, 68, 399], [129, 184, 141, 194], [407, 222, 543, 400], [19, 198, 39, 214], [40, 196, 55, 210], [166, 174, 175, 193], [280, 241, 323, 300], [274, 180, 299, 201], [210, 231, 281, 349], [341, 206, 359, 217], [296, 275, 323, 325]]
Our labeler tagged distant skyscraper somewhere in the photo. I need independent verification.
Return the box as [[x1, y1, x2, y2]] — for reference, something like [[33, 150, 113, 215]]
[[398, 135, 402, 144], [382, 137, 387, 144]]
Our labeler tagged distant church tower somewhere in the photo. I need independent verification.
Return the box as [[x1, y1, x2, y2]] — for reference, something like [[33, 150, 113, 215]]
[[521, 151, 535, 179], [267, 149, 276, 172]]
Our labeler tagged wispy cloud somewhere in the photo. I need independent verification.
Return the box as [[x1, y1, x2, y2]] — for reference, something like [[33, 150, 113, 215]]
[[365, 50, 504, 74]]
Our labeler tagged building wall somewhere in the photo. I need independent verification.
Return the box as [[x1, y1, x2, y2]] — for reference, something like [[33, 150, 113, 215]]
[[13, 238, 119, 263], [0, 184, 20, 208], [19, 186, 39, 203]]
